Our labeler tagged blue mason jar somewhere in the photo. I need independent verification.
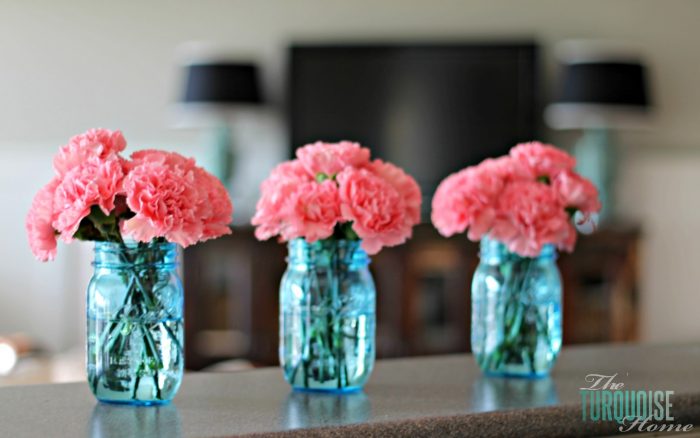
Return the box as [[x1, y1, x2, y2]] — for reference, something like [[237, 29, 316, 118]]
[[471, 237, 562, 378], [280, 239, 376, 392], [87, 241, 184, 405]]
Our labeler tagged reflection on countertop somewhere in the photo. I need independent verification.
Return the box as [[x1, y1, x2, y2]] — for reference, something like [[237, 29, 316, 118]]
[[90, 402, 182, 438], [282, 390, 371, 430], [470, 376, 559, 412]]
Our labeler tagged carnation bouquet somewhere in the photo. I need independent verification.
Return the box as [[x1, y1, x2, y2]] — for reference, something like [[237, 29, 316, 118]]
[[26, 128, 232, 403], [253, 141, 421, 254], [432, 141, 601, 376], [432, 141, 600, 256], [253, 141, 421, 390], [27, 128, 232, 259]]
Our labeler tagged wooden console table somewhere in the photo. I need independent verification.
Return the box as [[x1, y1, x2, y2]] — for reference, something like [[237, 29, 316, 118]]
[[183, 224, 640, 369]]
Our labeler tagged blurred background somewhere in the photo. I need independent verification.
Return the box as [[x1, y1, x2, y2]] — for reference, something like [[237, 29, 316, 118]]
[[1, 0, 699, 383]]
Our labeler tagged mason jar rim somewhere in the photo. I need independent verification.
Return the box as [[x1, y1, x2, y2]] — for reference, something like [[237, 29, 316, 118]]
[[94, 240, 178, 249], [286, 238, 369, 266], [93, 241, 178, 268], [479, 236, 557, 261], [287, 237, 362, 249]]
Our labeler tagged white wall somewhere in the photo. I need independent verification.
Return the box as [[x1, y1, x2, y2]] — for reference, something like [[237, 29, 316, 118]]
[[1, 0, 699, 349]]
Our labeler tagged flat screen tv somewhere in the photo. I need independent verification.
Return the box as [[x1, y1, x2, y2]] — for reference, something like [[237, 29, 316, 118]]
[[289, 43, 539, 215]]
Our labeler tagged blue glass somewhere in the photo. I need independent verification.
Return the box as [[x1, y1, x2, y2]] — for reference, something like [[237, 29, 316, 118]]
[[471, 237, 562, 378], [87, 241, 184, 405], [280, 239, 375, 392]]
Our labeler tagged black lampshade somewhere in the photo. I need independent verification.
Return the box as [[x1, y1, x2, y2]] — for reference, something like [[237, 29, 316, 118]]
[[183, 63, 262, 104], [556, 61, 650, 107]]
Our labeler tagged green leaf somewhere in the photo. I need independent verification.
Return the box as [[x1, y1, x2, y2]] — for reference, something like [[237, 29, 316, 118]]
[[343, 225, 359, 241], [88, 205, 112, 224]]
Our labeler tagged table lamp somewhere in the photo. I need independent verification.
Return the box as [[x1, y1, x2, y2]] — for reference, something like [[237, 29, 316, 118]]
[[545, 42, 652, 220], [181, 61, 263, 183]]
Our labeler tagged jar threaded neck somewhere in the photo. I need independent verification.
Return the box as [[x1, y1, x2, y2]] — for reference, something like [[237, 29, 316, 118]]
[[287, 238, 369, 267], [93, 241, 178, 269], [479, 236, 557, 263]]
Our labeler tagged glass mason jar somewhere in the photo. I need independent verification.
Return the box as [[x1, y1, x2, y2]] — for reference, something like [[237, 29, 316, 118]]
[[280, 239, 376, 392], [87, 241, 184, 405], [471, 236, 562, 378]]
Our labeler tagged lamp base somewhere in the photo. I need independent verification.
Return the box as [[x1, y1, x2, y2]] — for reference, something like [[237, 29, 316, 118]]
[[205, 124, 234, 185], [573, 129, 615, 221]]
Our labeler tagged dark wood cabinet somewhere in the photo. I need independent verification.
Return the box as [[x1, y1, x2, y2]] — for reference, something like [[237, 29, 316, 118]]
[[183, 232, 285, 369], [183, 224, 640, 370]]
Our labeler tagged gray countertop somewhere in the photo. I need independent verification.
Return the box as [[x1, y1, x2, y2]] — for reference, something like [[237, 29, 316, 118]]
[[1, 343, 700, 437]]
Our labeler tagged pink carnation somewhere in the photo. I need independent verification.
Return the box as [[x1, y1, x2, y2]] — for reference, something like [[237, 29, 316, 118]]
[[337, 168, 410, 254], [552, 170, 601, 214], [431, 158, 515, 241], [121, 151, 203, 247], [283, 180, 341, 242], [260, 159, 313, 190], [52, 155, 124, 240], [480, 156, 531, 182], [128, 149, 195, 169], [252, 161, 313, 241], [510, 141, 576, 180], [368, 159, 422, 225], [128, 150, 234, 241], [26, 179, 60, 261], [53, 129, 127, 177], [296, 141, 371, 177], [490, 181, 575, 257], [195, 169, 233, 242]]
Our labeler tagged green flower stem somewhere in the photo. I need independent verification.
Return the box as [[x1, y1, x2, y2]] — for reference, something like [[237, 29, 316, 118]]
[[491, 257, 543, 374], [294, 241, 354, 389]]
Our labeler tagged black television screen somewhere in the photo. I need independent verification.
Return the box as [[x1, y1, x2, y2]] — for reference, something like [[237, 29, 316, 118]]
[[289, 43, 538, 214]]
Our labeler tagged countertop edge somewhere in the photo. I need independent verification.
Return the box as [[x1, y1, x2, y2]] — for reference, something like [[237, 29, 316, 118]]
[[239, 393, 700, 438]]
